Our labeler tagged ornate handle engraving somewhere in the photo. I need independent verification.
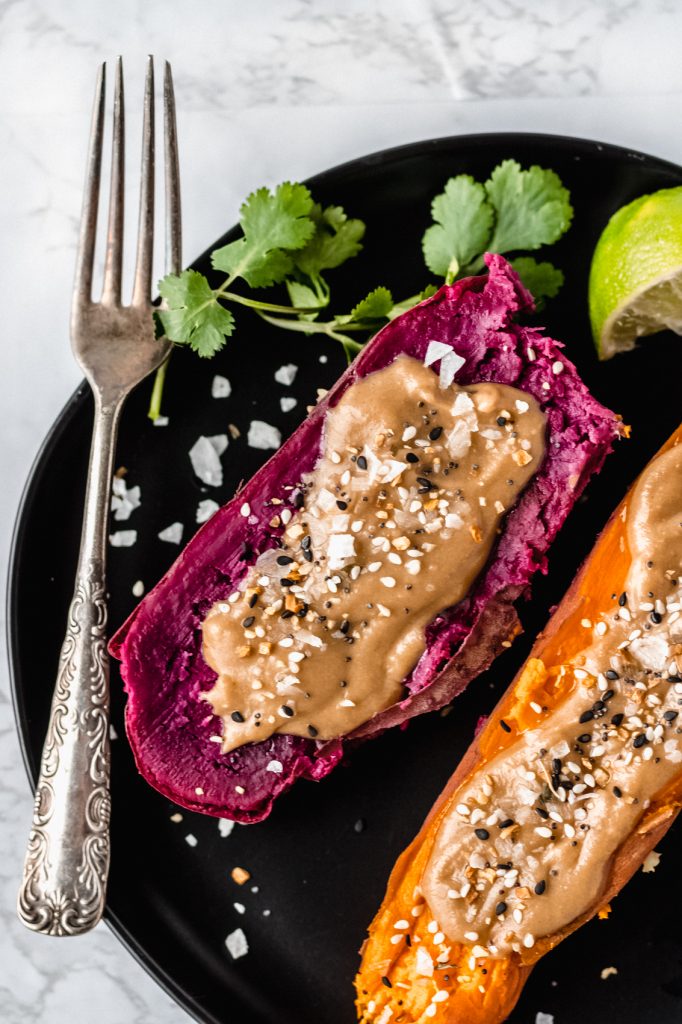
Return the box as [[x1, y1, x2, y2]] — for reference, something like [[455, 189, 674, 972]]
[[18, 559, 111, 935], [18, 398, 121, 936]]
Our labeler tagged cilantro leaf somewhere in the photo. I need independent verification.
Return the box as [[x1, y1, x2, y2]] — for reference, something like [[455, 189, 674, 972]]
[[211, 182, 315, 288], [293, 204, 365, 279], [422, 176, 494, 282], [349, 286, 394, 321], [158, 270, 235, 357], [485, 160, 573, 254], [510, 257, 565, 309]]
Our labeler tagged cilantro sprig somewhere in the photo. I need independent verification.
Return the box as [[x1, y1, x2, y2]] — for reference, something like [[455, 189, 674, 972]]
[[150, 161, 573, 420]]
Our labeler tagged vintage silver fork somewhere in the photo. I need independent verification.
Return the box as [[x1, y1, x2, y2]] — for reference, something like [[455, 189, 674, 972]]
[[17, 56, 180, 936]]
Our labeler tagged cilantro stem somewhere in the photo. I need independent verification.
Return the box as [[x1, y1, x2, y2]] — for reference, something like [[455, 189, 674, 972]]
[[148, 352, 170, 421], [216, 288, 319, 316]]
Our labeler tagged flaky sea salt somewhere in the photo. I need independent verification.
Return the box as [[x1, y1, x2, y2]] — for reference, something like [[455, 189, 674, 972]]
[[218, 819, 235, 838], [109, 530, 137, 547], [274, 363, 298, 386], [132, 580, 144, 597], [225, 927, 249, 960], [212, 374, 232, 398], [280, 396, 297, 413], [158, 522, 184, 544], [111, 477, 141, 521], [248, 420, 282, 450], [189, 435, 228, 486], [266, 760, 283, 774], [424, 340, 452, 366], [439, 349, 465, 388], [196, 499, 220, 523]]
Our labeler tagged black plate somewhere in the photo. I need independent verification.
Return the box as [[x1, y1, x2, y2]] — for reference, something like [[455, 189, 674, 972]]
[[9, 133, 682, 1024]]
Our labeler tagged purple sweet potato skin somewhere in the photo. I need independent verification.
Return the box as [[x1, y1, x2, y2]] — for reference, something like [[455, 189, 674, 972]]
[[110, 255, 621, 823]]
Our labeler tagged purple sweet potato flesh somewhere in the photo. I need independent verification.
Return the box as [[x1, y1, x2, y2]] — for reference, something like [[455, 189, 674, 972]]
[[110, 255, 621, 823]]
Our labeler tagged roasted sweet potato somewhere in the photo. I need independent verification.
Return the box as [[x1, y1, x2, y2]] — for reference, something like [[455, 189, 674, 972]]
[[356, 426, 682, 1024]]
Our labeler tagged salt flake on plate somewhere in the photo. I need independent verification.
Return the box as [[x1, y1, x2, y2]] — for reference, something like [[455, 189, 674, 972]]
[[274, 363, 298, 386], [212, 375, 232, 398], [248, 420, 282, 451], [158, 522, 184, 544], [280, 396, 297, 413], [111, 477, 141, 521], [189, 435, 227, 487], [109, 530, 137, 548], [225, 927, 249, 960], [196, 499, 220, 523], [218, 819, 235, 838], [266, 760, 284, 774]]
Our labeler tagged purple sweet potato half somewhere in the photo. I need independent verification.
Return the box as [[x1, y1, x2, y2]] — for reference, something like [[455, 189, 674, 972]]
[[110, 255, 621, 823]]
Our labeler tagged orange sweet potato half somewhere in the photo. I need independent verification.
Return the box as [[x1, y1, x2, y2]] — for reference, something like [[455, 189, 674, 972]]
[[355, 425, 682, 1024]]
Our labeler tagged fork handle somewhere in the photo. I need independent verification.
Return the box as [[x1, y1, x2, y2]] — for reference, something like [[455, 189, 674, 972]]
[[18, 395, 123, 935]]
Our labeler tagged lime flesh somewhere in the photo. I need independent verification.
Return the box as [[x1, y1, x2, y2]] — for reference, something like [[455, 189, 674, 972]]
[[589, 187, 682, 359]]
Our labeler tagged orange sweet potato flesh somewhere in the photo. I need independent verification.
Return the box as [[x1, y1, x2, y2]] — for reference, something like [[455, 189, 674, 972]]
[[355, 426, 682, 1024]]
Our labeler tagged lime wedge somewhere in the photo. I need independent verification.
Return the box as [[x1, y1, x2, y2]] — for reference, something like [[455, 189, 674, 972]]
[[588, 186, 682, 359]]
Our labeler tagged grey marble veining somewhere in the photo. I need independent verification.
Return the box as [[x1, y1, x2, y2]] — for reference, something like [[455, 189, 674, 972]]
[[3, 1, 682, 1021]]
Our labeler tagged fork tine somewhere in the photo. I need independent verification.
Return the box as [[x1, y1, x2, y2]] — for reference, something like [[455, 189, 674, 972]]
[[101, 57, 124, 304], [164, 61, 182, 276], [131, 56, 155, 306], [73, 63, 106, 306]]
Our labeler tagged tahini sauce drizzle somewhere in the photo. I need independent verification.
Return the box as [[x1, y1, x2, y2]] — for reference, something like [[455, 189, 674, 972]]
[[202, 354, 545, 752], [422, 443, 682, 957]]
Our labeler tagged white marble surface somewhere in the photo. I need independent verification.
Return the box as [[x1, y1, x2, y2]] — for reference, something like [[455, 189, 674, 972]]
[[3, 1, 682, 1021]]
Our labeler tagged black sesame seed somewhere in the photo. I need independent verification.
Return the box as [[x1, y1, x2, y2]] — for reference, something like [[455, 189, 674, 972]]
[[664, 710, 679, 722], [357, 455, 368, 470], [308, 725, 319, 738], [495, 901, 507, 916], [475, 828, 490, 841], [281, 609, 294, 619], [498, 818, 514, 829], [618, 592, 628, 606], [301, 535, 312, 550], [248, 592, 259, 608], [302, 548, 313, 562], [242, 616, 255, 628], [552, 758, 562, 774], [535, 807, 550, 820], [416, 477, 432, 489], [633, 733, 647, 748], [336, 500, 348, 510], [281, 705, 294, 717], [579, 709, 594, 723], [429, 426, 443, 441], [231, 711, 245, 723], [613, 786, 622, 798], [650, 611, 662, 624], [496, 862, 512, 870], [500, 719, 512, 733], [293, 491, 304, 509], [496, 416, 508, 427], [276, 555, 294, 566], [605, 669, 620, 680], [611, 712, 624, 726], [381, 976, 392, 988], [405, 452, 420, 464], [339, 620, 350, 635], [578, 733, 592, 744], [280, 578, 294, 587], [534, 880, 546, 895], [602, 689, 615, 702], [592, 700, 606, 713]]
